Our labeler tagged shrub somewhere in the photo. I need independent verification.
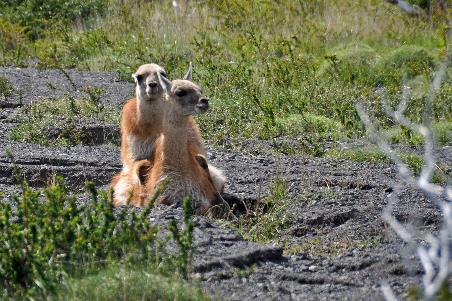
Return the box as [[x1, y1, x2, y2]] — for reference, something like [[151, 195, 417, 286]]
[[318, 43, 378, 84], [0, 177, 156, 297], [374, 45, 435, 88], [275, 113, 346, 141], [0, 0, 107, 39], [0, 176, 199, 299]]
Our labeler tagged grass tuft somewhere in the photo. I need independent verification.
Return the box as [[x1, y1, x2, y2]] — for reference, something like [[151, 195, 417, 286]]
[[11, 96, 120, 146], [58, 264, 209, 301], [0, 76, 14, 99], [237, 178, 292, 243]]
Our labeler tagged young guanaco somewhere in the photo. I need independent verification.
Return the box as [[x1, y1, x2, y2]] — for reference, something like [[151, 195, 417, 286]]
[[138, 73, 223, 214]]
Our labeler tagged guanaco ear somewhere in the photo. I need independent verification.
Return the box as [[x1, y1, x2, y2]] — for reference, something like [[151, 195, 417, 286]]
[[183, 62, 192, 81], [157, 71, 172, 92]]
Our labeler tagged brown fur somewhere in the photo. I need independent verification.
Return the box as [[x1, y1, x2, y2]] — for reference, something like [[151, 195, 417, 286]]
[[136, 79, 221, 214], [111, 64, 224, 207]]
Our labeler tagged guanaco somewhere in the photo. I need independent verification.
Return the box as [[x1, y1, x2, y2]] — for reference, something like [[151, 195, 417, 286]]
[[138, 73, 223, 214], [111, 63, 167, 206]]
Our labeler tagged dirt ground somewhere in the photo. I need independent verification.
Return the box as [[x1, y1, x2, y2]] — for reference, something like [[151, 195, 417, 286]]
[[0, 67, 450, 300]]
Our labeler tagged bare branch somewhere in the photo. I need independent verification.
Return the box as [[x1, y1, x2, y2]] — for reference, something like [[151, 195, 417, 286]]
[[358, 44, 451, 300]]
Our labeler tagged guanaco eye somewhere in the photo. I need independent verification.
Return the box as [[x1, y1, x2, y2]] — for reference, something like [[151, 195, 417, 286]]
[[175, 89, 187, 97], [135, 74, 143, 83], [160, 71, 167, 78]]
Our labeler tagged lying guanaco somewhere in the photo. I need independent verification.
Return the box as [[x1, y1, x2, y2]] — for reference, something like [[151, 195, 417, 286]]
[[137, 73, 223, 214]]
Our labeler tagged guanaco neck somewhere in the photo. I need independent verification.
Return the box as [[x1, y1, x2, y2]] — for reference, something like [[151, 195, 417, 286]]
[[136, 95, 164, 126], [160, 111, 193, 172]]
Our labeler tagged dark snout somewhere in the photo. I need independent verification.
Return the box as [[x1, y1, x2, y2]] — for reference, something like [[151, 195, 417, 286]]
[[146, 81, 160, 96], [196, 97, 209, 113], [148, 82, 158, 88]]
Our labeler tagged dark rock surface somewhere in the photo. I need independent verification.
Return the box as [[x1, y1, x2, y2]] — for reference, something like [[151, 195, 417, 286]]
[[0, 67, 449, 300]]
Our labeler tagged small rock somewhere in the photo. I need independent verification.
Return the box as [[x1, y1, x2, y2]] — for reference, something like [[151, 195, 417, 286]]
[[308, 265, 318, 271]]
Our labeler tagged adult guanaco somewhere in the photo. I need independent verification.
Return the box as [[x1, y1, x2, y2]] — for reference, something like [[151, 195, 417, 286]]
[[137, 73, 224, 214]]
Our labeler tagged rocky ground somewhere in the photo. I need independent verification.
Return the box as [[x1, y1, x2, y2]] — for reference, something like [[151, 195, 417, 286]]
[[0, 66, 450, 300]]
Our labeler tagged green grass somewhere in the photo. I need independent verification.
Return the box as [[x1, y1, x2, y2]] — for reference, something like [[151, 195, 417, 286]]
[[56, 264, 209, 301], [325, 148, 450, 184], [237, 178, 292, 243], [10, 93, 120, 146], [0, 174, 202, 299], [386, 121, 452, 146], [0, 76, 14, 99], [325, 148, 391, 164], [0, 0, 450, 152]]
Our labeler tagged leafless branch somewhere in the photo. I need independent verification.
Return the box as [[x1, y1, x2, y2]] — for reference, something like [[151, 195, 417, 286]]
[[357, 48, 451, 300]]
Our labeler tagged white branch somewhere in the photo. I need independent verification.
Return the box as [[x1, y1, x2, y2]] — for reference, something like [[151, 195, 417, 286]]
[[358, 48, 451, 300]]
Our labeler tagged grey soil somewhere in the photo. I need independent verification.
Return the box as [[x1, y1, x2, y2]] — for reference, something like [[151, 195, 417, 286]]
[[0, 67, 450, 300]]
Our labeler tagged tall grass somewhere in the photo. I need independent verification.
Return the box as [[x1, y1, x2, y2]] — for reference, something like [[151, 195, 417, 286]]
[[0, 0, 450, 153]]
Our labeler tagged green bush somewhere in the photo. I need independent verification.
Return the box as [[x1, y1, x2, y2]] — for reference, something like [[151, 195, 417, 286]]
[[276, 113, 346, 140], [0, 0, 107, 39], [0, 177, 156, 298], [433, 120, 452, 146], [0, 176, 199, 299], [387, 121, 452, 146], [375, 45, 435, 88], [318, 43, 378, 84]]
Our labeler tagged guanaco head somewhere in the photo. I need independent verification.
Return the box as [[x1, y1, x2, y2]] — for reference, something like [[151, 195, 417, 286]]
[[158, 63, 209, 116], [133, 63, 168, 102]]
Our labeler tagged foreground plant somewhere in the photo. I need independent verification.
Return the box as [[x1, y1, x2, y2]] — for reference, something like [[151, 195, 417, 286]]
[[0, 176, 199, 300], [357, 42, 451, 300]]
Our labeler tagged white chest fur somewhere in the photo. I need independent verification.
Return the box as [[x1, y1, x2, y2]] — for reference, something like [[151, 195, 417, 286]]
[[128, 134, 155, 161]]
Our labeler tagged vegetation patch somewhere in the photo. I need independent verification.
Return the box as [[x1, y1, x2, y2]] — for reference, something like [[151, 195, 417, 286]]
[[325, 148, 449, 184], [58, 264, 209, 301], [0, 176, 203, 300], [385, 120, 452, 147], [0, 0, 450, 147], [375, 45, 435, 89], [10, 92, 120, 146], [0, 76, 14, 100], [275, 113, 347, 141], [318, 43, 378, 85], [236, 178, 292, 243]]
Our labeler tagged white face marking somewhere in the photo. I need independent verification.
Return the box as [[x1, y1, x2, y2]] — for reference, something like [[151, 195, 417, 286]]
[[128, 135, 155, 161], [134, 64, 166, 102]]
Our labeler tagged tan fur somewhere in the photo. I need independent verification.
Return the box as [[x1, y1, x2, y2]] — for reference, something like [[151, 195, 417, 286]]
[[137, 79, 222, 214], [111, 64, 166, 206], [111, 64, 225, 206]]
